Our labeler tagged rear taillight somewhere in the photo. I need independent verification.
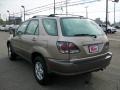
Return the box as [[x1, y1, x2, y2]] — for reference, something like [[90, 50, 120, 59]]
[[56, 41, 80, 54]]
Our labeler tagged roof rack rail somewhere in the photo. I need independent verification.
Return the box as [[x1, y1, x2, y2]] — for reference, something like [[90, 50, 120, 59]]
[[32, 14, 85, 19], [32, 16, 37, 18], [32, 15, 48, 18], [48, 14, 56, 17], [48, 14, 84, 18]]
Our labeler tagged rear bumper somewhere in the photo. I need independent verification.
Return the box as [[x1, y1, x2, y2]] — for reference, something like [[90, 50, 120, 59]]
[[46, 52, 112, 75]]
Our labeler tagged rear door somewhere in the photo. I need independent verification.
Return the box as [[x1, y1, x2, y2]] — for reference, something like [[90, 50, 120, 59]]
[[19, 19, 39, 60]]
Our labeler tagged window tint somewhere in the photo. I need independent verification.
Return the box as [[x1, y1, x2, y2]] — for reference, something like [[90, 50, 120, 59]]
[[43, 19, 58, 36], [17, 21, 29, 34], [25, 20, 39, 35], [61, 18, 104, 36]]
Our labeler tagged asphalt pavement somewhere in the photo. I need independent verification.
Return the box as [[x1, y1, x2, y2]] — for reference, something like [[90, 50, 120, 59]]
[[0, 31, 120, 90]]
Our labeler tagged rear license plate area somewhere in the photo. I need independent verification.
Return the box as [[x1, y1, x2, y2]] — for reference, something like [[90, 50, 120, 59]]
[[88, 44, 98, 53]]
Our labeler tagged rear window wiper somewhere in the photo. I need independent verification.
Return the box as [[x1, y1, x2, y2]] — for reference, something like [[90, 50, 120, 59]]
[[74, 34, 97, 38]]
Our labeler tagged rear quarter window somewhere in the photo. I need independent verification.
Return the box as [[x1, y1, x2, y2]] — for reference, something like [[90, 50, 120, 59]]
[[43, 19, 58, 36]]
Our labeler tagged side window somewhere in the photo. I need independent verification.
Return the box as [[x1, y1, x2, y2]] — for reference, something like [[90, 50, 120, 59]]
[[25, 20, 39, 35], [43, 19, 58, 36], [17, 21, 29, 34]]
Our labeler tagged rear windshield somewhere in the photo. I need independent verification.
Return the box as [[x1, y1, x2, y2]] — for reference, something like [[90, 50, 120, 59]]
[[60, 18, 104, 36]]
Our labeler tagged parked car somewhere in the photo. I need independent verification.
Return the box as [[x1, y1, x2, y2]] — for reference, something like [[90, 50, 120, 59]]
[[0, 25, 5, 31], [115, 25, 120, 29], [99, 24, 116, 34], [9, 24, 19, 30], [9, 25, 19, 34], [99, 24, 107, 33], [107, 25, 116, 33], [3, 24, 19, 32], [4, 25, 14, 32], [7, 14, 112, 85]]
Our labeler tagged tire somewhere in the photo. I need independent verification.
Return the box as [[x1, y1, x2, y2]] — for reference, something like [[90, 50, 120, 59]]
[[33, 56, 49, 85], [108, 29, 111, 33], [8, 44, 17, 61]]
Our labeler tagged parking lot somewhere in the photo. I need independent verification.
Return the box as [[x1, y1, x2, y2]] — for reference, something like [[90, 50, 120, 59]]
[[0, 31, 120, 90]]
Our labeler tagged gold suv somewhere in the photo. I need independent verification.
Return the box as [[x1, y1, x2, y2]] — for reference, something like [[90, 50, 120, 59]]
[[7, 14, 112, 85]]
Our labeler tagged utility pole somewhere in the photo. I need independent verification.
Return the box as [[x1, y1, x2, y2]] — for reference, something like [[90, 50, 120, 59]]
[[112, 0, 119, 25], [66, 0, 68, 15], [13, 12, 16, 25], [85, 6, 88, 18], [21, 5, 25, 21], [20, 10, 22, 21], [106, 0, 108, 31], [114, 2, 115, 25], [7, 10, 10, 25], [54, 0, 55, 14]]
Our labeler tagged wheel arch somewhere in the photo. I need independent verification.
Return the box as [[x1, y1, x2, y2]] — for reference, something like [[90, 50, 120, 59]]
[[31, 52, 46, 64]]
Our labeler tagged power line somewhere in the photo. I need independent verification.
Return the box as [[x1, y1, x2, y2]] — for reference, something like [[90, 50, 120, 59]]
[[27, 0, 99, 15], [12, 0, 99, 16], [12, 0, 68, 15]]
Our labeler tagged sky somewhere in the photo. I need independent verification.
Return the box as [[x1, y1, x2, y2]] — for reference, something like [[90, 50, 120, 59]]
[[0, 0, 120, 24]]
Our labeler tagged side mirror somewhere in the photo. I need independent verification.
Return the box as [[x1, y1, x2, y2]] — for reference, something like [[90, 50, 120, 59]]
[[9, 28, 16, 37], [16, 31, 23, 36]]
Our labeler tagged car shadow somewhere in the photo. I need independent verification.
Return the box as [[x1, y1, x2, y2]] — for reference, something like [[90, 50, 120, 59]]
[[1, 56, 95, 90]]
